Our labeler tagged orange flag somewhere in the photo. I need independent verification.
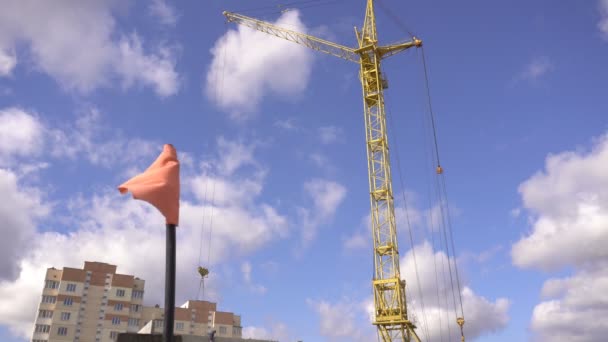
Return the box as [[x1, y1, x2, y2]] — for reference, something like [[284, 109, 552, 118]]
[[118, 144, 180, 225]]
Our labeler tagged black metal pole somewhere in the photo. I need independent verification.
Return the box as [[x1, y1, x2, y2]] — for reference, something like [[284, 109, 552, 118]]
[[164, 224, 176, 342]]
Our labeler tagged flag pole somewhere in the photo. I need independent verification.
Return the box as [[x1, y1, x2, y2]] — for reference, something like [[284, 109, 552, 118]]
[[164, 223, 177, 341]]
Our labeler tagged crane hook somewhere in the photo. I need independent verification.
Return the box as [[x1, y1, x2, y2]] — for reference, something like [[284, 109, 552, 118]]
[[457, 317, 465, 342]]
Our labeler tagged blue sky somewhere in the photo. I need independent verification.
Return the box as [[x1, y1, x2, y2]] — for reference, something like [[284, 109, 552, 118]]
[[1, 0, 607, 341]]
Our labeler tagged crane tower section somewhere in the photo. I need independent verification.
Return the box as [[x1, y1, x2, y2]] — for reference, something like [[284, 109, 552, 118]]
[[224, 1, 422, 341]]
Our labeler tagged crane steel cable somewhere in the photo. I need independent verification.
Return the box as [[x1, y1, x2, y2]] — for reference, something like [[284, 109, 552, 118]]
[[197, 31, 228, 301], [206, 36, 228, 271], [196, 178, 209, 299], [386, 94, 432, 342], [376, 0, 416, 39], [420, 46, 466, 340], [439, 176, 464, 317], [419, 73, 445, 342], [418, 74, 445, 342]]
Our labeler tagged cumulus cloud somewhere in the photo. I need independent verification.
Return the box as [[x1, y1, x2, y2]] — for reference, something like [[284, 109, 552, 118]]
[[531, 264, 608, 342], [343, 197, 436, 252], [48, 107, 158, 168], [0, 107, 44, 164], [0, 0, 179, 96], [0, 169, 49, 281], [599, 0, 608, 40], [401, 242, 510, 341], [514, 56, 553, 83], [0, 136, 290, 339], [318, 125, 344, 144], [243, 321, 291, 341], [512, 132, 608, 341], [313, 241, 509, 341], [307, 298, 375, 342], [273, 118, 298, 131], [0, 105, 161, 172], [298, 178, 347, 246], [148, 0, 178, 27], [0, 47, 16, 76], [241, 261, 267, 295], [205, 10, 313, 119], [512, 134, 608, 270], [215, 137, 258, 176]]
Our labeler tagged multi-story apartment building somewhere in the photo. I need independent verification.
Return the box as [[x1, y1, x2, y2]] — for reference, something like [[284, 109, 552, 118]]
[[32, 262, 145, 342], [31, 262, 243, 342], [137, 300, 242, 338]]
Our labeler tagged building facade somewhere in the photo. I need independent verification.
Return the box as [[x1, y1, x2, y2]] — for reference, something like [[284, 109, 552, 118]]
[[31, 262, 242, 342], [32, 262, 145, 342], [137, 300, 242, 338]]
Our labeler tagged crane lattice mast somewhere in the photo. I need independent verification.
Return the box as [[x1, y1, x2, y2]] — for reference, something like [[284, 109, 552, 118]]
[[224, 1, 423, 341]]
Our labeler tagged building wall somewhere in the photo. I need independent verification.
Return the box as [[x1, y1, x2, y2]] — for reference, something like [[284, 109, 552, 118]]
[[138, 301, 242, 339], [31, 262, 146, 342], [31, 263, 242, 342]]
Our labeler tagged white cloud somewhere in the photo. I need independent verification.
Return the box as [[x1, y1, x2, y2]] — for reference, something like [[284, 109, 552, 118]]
[[515, 57, 553, 83], [0, 0, 179, 96], [318, 125, 344, 144], [343, 196, 438, 252], [343, 230, 368, 250], [0, 169, 49, 281], [241, 261, 267, 295], [512, 132, 608, 341], [0, 106, 157, 170], [512, 133, 608, 270], [49, 107, 157, 168], [215, 137, 258, 176], [0, 137, 290, 339], [599, 0, 608, 40], [273, 118, 298, 131], [401, 242, 510, 341], [307, 298, 375, 342], [205, 10, 313, 119], [308, 152, 337, 174], [0, 108, 44, 164], [115, 34, 179, 97], [531, 264, 608, 342], [298, 179, 347, 246], [148, 0, 178, 27], [243, 321, 291, 341], [0, 47, 16, 76]]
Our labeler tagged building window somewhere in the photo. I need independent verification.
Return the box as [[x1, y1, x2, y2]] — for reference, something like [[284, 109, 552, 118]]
[[42, 295, 56, 304], [45, 280, 59, 289], [176, 322, 184, 331], [131, 290, 144, 299], [110, 331, 119, 340], [66, 283, 77, 292], [38, 309, 53, 318], [219, 326, 227, 335], [130, 304, 140, 313], [114, 303, 123, 311], [34, 324, 50, 333], [58, 327, 68, 336], [61, 312, 71, 321], [111, 317, 121, 325], [63, 298, 73, 306], [116, 289, 125, 297], [233, 326, 242, 336], [128, 318, 139, 326]]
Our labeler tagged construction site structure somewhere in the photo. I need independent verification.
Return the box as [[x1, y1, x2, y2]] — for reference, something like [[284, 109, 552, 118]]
[[222, 1, 462, 341]]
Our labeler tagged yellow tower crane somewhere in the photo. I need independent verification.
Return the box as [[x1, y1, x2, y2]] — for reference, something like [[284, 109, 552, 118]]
[[224, 1, 442, 341]]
